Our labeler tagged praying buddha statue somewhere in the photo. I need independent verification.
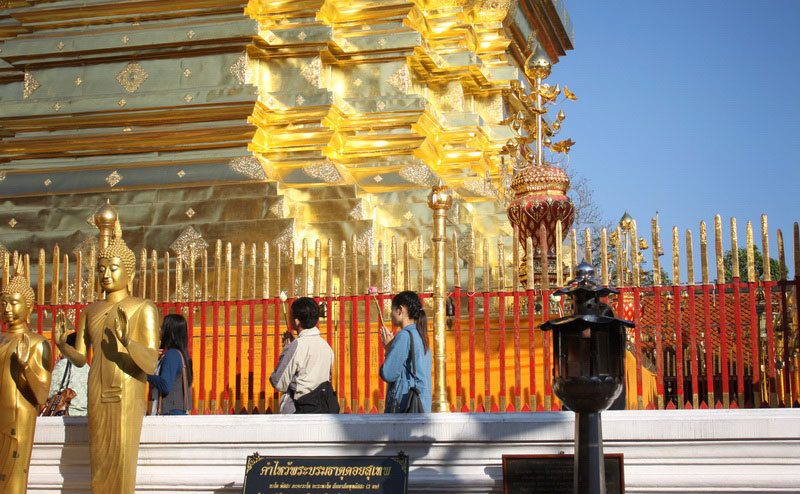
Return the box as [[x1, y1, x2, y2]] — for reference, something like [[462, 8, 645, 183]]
[[0, 261, 52, 493], [55, 213, 159, 493]]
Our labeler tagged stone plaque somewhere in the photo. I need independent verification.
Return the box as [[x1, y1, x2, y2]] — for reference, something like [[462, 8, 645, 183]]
[[502, 454, 624, 494], [243, 453, 408, 494]]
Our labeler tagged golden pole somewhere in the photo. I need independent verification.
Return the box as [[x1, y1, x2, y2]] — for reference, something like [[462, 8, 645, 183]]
[[777, 230, 787, 281], [225, 243, 232, 302], [75, 251, 83, 305], [686, 230, 695, 287], [326, 239, 333, 298], [497, 237, 506, 293], [191, 246, 198, 303], [631, 220, 640, 288], [202, 249, 209, 302], [351, 234, 359, 297], [600, 228, 609, 286], [468, 231, 476, 295], [164, 252, 171, 304], [761, 215, 771, 282], [0, 250, 8, 290], [483, 238, 491, 293], [746, 222, 756, 282], [238, 242, 246, 301], [87, 245, 96, 304], [427, 185, 453, 413], [314, 240, 322, 299], [584, 227, 592, 266], [700, 221, 709, 286], [714, 215, 725, 285], [615, 226, 623, 287], [453, 231, 461, 289], [651, 218, 661, 287], [672, 227, 680, 286], [302, 239, 309, 297], [378, 239, 386, 294], [61, 254, 68, 308], [262, 241, 270, 300], [730, 219, 740, 280], [151, 250, 159, 304], [403, 242, 410, 292], [51, 245, 60, 306], [139, 249, 147, 298], [288, 240, 296, 299], [364, 237, 372, 295], [417, 236, 424, 294], [176, 253, 184, 304], [37, 249, 45, 307], [794, 222, 800, 281], [391, 236, 398, 294], [250, 243, 257, 300]]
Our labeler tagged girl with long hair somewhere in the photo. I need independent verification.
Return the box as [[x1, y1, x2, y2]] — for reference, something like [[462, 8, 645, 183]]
[[148, 314, 193, 415], [378, 291, 432, 413]]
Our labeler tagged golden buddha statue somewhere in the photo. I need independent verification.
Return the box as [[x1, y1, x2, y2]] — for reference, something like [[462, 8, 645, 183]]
[[55, 219, 159, 493], [0, 262, 52, 493]]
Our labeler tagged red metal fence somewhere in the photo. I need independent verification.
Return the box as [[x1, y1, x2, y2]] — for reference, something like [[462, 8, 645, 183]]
[[25, 277, 799, 414]]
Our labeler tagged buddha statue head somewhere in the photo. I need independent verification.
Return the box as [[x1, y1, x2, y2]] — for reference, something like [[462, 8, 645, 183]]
[[97, 221, 136, 293], [1, 262, 35, 326]]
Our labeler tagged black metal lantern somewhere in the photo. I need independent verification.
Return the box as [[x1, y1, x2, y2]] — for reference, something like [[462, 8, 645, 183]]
[[540, 261, 633, 494]]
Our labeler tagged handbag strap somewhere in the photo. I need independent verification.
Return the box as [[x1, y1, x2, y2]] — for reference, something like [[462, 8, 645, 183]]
[[157, 350, 190, 414], [407, 328, 417, 385], [178, 350, 189, 412], [59, 360, 72, 392]]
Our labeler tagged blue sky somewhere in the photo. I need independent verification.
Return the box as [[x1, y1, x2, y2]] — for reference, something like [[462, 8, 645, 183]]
[[550, 1, 800, 279]]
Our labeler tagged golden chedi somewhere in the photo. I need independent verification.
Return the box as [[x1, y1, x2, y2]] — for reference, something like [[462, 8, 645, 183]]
[[0, 262, 52, 493], [55, 209, 159, 494]]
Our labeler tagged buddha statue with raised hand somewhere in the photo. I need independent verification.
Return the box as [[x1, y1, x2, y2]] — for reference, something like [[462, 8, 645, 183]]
[[0, 260, 52, 493], [55, 217, 159, 493]]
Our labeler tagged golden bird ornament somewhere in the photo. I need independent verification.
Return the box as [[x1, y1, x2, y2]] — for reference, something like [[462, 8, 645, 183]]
[[549, 138, 576, 154], [563, 86, 578, 100]]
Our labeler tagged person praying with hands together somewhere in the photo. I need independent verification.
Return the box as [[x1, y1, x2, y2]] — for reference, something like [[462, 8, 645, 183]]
[[378, 291, 432, 413]]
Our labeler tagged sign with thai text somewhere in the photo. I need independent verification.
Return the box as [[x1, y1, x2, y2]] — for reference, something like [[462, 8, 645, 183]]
[[243, 453, 408, 494]]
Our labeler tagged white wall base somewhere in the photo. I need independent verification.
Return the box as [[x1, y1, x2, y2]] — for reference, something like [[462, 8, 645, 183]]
[[30, 409, 800, 493]]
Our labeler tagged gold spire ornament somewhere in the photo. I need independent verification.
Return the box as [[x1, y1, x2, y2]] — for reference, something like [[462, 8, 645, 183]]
[[0, 261, 52, 494], [54, 202, 159, 494], [506, 42, 578, 286]]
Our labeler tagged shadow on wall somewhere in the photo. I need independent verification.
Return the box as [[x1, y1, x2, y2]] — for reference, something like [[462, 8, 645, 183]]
[[58, 416, 90, 493]]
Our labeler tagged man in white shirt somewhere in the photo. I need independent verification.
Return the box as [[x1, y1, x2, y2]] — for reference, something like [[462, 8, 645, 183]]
[[270, 297, 336, 414]]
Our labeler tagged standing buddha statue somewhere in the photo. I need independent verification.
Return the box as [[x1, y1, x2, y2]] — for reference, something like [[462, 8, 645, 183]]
[[55, 210, 159, 493], [0, 261, 52, 493]]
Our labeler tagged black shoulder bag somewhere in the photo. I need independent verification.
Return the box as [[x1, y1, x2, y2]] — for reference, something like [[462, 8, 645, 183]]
[[389, 331, 425, 414]]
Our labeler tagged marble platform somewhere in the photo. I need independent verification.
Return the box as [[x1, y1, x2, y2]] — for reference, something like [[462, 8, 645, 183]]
[[29, 409, 800, 493]]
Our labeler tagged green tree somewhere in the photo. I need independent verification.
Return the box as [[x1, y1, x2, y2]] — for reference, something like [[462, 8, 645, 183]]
[[722, 246, 782, 282]]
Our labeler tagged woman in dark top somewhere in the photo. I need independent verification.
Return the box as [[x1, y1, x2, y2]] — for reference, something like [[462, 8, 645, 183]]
[[148, 314, 193, 415]]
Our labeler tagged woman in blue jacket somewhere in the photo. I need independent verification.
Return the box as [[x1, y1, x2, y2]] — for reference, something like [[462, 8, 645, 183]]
[[148, 314, 193, 415], [379, 291, 432, 413]]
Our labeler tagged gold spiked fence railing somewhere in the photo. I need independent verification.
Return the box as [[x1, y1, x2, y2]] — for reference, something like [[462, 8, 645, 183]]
[[1, 214, 798, 412]]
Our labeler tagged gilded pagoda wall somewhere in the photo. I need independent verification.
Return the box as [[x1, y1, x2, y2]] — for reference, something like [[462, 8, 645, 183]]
[[0, 0, 573, 268]]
